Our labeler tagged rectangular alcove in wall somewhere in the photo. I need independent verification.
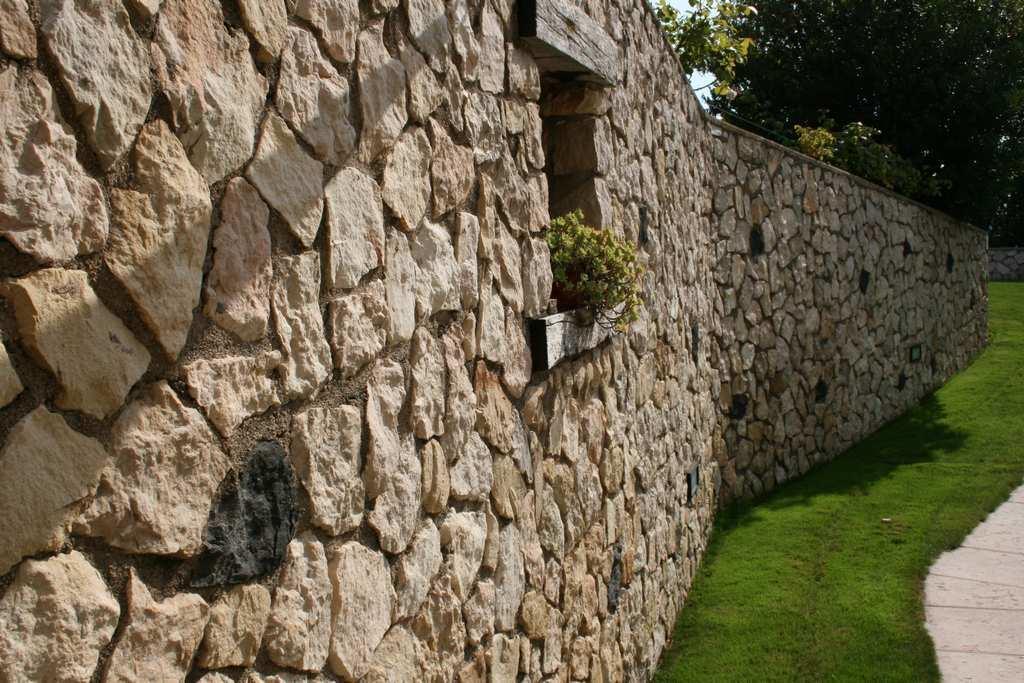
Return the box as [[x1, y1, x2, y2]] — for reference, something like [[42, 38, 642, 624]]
[[519, 0, 622, 371]]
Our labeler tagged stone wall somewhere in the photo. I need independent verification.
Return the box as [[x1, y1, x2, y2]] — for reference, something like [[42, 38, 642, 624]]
[[990, 247, 1024, 281], [709, 121, 988, 502], [0, 1, 986, 683]]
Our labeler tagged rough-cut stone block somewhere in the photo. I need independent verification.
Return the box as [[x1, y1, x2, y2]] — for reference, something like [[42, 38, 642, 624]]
[[0, 68, 108, 264], [440, 510, 487, 600], [40, 0, 151, 168], [265, 534, 332, 671], [291, 404, 364, 536], [198, 584, 271, 668], [494, 523, 525, 631], [278, 26, 356, 165], [106, 120, 213, 360], [0, 0, 34, 58], [421, 439, 450, 514], [0, 341, 22, 408], [450, 431, 493, 502], [328, 541, 396, 680], [365, 624, 432, 682], [410, 219, 460, 320], [152, 0, 268, 182], [385, 231, 417, 344], [205, 177, 273, 342], [410, 327, 445, 439], [183, 352, 283, 437], [401, 43, 443, 124], [329, 280, 389, 379], [325, 167, 385, 290], [77, 381, 231, 555], [430, 122, 475, 217], [365, 361, 421, 554], [0, 407, 108, 574], [247, 113, 325, 248], [395, 520, 442, 620], [192, 442, 299, 587], [358, 23, 407, 160], [3, 268, 150, 419], [383, 127, 433, 232], [106, 571, 209, 682], [0, 551, 119, 683], [239, 0, 287, 61], [295, 0, 359, 62], [272, 251, 333, 400]]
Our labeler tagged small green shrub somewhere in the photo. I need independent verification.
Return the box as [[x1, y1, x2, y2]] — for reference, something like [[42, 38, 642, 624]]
[[546, 210, 642, 332]]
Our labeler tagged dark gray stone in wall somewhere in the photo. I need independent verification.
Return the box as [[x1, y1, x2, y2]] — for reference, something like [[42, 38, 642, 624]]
[[192, 441, 299, 587]]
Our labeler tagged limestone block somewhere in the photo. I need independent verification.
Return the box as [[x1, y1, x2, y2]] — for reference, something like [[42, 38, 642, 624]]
[[401, 43, 444, 123], [385, 231, 417, 344], [204, 177, 273, 342], [463, 580, 496, 644], [77, 381, 231, 556], [239, 0, 287, 61], [430, 122, 475, 217], [478, 1, 505, 93], [358, 23, 407, 160], [0, 551, 119, 682], [410, 219, 460, 319], [410, 327, 445, 439], [406, 0, 450, 67], [0, 407, 108, 574], [409, 573, 465, 677], [295, 0, 359, 62], [265, 534, 332, 671], [365, 625, 432, 682], [475, 362, 517, 453], [271, 251, 333, 400], [450, 432, 493, 502], [247, 113, 325, 248], [329, 280, 389, 379], [278, 26, 357, 165], [454, 212, 481, 308], [325, 167, 385, 290], [291, 404, 364, 536], [365, 361, 421, 553], [106, 120, 212, 360], [328, 541, 396, 680], [421, 439, 450, 513], [440, 511, 487, 600], [0, 68, 108, 263], [3, 268, 149, 419], [106, 571, 209, 682], [522, 237, 554, 318], [153, 0, 268, 182], [197, 584, 271, 668], [494, 524, 525, 631], [40, 0, 151, 168], [0, 341, 22, 408], [395, 520, 443, 620], [0, 0, 34, 58], [383, 127, 432, 232]]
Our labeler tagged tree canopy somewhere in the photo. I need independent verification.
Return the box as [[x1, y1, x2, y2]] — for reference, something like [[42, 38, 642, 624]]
[[709, 0, 1024, 245]]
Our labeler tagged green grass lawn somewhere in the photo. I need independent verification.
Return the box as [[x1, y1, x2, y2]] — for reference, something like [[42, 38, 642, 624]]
[[656, 282, 1024, 683]]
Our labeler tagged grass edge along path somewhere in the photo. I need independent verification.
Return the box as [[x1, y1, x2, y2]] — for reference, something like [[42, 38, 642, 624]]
[[656, 282, 1024, 683]]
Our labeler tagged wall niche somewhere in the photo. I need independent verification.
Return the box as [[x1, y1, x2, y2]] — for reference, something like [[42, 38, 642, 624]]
[[750, 226, 765, 258]]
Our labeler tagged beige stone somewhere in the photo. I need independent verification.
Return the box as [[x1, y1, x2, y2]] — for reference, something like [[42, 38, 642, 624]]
[[410, 327, 445, 439], [508, 45, 540, 99], [519, 590, 550, 639], [291, 404, 364, 536], [406, 0, 450, 67], [153, 0, 267, 182], [272, 251, 333, 400], [365, 361, 421, 553], [442, 325, 477, 453], [0, 551, 119, 683], [0, 0, 35, 58], [125, 0, 161, 19], [0, 341, 22, 408], [421, 439, 450, 513], [494, 524, 525, 631], [204, 177, 273, 342], [410, 218, 460, 320], [325, 167, 385, 289], [3, 268, 149, 419], [454, 212, 481, 308], [490, 633, 520, 682], [358, 23, 407, 160], [365, 625, 432, 683], [430, 122, 475, 217], [385, 231, 417, 344], [107, 120, 213, 360], [448, 0, 479, 80], [395, 520, 443, 620], [383, 127, 433, 232], [295, 0, 359, 62], [478, 2, 505, 93], [463, 579, 496, 644], [265, 534, 332, 672], [328, 541, 396, 680], [106, 571, 209, 682], [491, 454, 526, 520], [0, 408, 107, 575], [450, 432, 493, 502], [502, 314, 531, 399], [329, 280, 389, 379], [247, 113, 325, 248], [475, 362, 517, 453], [239, 0, 287, 61], [198, 584, 271, 668], [409, 573, 465, 677], [278, 26, 357, 165], [521, 237, 553, 318], [477, 275, 507, 364], [440, 511, 487, 600], [0, 68, 108, 264], [77, 381, 231, 556], [183, 352, 283, 437], [40, 0, 150, 168]]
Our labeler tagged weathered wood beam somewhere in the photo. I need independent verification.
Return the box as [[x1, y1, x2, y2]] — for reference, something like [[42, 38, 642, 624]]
[[518, 0, 620, 86], [527, 309, 613, 371]]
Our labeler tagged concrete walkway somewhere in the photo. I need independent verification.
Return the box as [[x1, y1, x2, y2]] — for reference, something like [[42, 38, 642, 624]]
[[925, 484, 1024, 682]]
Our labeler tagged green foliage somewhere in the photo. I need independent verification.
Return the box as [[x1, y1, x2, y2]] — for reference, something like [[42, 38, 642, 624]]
[[713, 0, 1024, 241], [546, 211, 642, 332], [795, 121, 949, 198], [656, 0, 757, 97], [657, 283, 1024, 682]]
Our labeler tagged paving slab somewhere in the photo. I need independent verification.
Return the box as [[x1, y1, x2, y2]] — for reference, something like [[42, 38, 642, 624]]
[[926, 483, 1024, 682]]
